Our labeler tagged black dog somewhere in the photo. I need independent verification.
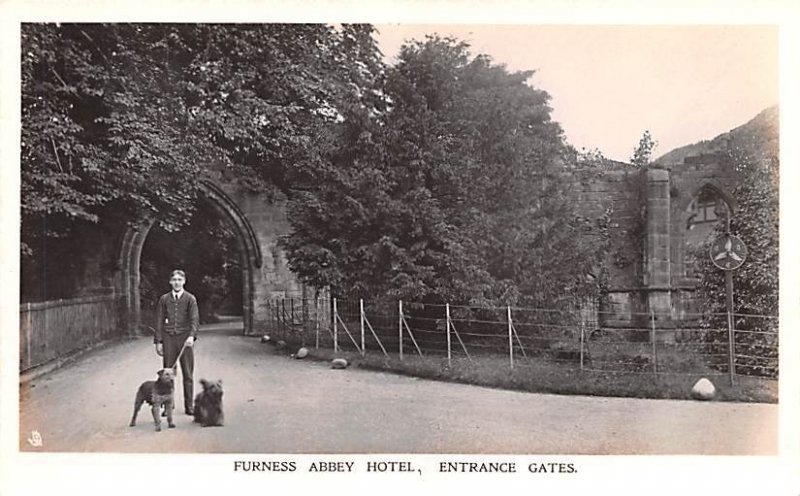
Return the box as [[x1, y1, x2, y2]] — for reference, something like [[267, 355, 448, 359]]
[[129, 368, 176, 431], [193, 379, 224, 427]]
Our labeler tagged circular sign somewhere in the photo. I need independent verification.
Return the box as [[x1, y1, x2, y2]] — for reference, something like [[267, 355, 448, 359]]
[[709, 234, 748, 270]]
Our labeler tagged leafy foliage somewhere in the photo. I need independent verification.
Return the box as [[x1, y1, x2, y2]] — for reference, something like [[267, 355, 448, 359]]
[[21, 24, 382, 240], [630, 130, 657, 167], [21, 23, 384, 300], [282, 36, 610, 307], [23, 26, 610, 310]]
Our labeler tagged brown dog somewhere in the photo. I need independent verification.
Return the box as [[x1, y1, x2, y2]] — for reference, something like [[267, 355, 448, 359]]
[[193, 379, 224, 427], [129, 368, 176, 431]]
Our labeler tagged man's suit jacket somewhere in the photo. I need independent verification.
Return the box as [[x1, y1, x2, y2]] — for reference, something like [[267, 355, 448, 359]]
[[154, 291, 200, 344]]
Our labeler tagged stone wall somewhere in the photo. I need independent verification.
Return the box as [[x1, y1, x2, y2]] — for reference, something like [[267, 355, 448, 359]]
[[566, 156, 739, 331], [562, 167, 645, 326], [214, 183, 305, 334]]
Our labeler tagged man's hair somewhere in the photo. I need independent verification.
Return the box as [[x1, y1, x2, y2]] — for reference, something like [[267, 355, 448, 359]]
[[170, 269, 186, 280]]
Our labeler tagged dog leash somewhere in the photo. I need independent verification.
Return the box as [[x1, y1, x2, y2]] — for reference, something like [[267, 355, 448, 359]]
[[169, 338, 191, 370], [146, 325, 192, 370]]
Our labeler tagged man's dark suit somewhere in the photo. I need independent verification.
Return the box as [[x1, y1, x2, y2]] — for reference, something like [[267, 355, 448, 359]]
[[154, 290, 200, 410]]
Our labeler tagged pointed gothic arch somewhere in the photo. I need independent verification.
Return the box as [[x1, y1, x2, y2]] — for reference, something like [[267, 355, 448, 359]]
[[117, 180, 263, 335]]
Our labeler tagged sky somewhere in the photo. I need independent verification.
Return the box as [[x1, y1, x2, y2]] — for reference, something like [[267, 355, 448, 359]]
[[374, 25, 779, 162]]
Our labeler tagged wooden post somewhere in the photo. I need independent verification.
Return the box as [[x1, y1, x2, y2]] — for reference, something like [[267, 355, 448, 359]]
[[446, 303, 452, 367], [26, 302, 32, 371], [579, 316, 585, 371], [333, 298, 339, 353], [291, 298, 296, 339], [360, 299, 366, 357], [281, 298, 286, 337], [399, 300, 404, 361], [507, 306, 514, 369], [315, 296, 320, 349], [726, 271, 736, 386], [650, 308, 658, 376]]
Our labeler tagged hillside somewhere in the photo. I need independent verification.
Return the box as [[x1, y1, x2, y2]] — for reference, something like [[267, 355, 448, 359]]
[[655, 105, 779, 165]]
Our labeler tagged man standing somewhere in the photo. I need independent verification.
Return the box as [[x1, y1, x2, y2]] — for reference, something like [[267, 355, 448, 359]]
[[154, 269, 200, 415]]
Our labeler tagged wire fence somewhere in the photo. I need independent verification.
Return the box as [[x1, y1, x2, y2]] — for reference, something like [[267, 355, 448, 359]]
[[264, 297, 779, 384]]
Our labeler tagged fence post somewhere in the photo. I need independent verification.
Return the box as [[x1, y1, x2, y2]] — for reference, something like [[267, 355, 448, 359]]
[[333, 298, 339, 353], [507, 306, 514, 369], [650, 309, 658, 377], [579, 315, 585, 371], [446, 303, 452, 367], [26, 302, 32, 370], [315, 296, 320, 349], [281, 298, 287, 337], [360, 299, 366, 357], [726, 271, 736, 386], [291, 298, 296, 341], [398, 300, 404, 361]]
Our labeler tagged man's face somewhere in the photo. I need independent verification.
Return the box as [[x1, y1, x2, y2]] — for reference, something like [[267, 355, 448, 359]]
[[170, 274, 185, 292]]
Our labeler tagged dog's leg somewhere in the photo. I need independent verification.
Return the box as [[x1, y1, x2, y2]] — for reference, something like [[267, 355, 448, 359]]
[[129, 396, 143, 427], [151, 403, 162, 432], [167, 399, 175, 428]]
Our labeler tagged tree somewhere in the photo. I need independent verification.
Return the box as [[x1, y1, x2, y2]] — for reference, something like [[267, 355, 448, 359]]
[[21, 23, 386, 300], [630, 130, 657, 167], [282, 36, 609, 308]]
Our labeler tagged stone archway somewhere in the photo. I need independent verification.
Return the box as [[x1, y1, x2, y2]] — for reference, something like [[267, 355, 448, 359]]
[[117, 179, 263, 335]]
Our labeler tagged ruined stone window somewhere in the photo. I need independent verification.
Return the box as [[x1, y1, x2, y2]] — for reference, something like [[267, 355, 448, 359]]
[[686, 187, 721, 228], [684, 185, 729, 277]]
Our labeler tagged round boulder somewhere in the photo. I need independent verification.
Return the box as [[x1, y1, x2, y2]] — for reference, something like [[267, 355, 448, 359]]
[[691, 377, 716, 400], [275, 340, 287, 350], [331, 358, 348, 369], [260, 335, 271, 343], [295, 347, 309, 359]]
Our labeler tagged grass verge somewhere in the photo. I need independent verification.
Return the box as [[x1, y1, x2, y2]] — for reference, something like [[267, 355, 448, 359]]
[[266, 339, 777, 403]]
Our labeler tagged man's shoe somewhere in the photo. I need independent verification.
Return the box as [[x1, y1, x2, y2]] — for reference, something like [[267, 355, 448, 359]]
[[185, 407, 194, 416]]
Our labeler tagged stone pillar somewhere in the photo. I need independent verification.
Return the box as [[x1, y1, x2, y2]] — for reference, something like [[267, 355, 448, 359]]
[[644, 168, 672, 321], [230, 190, 305, 334]]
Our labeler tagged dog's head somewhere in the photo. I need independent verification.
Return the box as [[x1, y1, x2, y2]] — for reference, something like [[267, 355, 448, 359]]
[[156, 368, 176, 385], [200, 379, 223, 401]]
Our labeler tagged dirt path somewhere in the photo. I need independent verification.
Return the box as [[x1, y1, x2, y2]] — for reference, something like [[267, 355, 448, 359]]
[[19, 321, 777, 454]]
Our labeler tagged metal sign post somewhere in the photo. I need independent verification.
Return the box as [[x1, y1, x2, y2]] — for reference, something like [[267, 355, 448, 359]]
[[724, 271, 735, 385], [709, 207, 748, 386]]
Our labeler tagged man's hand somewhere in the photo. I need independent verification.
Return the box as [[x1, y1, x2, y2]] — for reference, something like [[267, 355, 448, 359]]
[[185, 336, 195, 348], [155, 343, 163, 356]]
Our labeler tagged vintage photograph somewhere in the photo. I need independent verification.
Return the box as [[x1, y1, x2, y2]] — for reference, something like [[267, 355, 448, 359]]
[[17, 23, 778, 455]]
